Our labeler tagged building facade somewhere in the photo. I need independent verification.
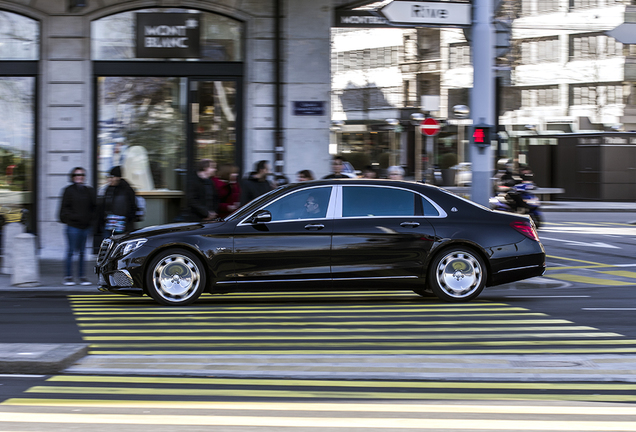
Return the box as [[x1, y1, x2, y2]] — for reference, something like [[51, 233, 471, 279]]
[[0, 0, 335, 255]]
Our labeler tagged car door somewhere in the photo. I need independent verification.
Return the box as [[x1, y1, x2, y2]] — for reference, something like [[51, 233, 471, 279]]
[[331, 184, 438, 289], [232, 186, 334, 289]]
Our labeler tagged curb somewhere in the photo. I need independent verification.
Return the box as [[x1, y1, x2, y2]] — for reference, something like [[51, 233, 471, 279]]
[[0, 343, 89, 375]]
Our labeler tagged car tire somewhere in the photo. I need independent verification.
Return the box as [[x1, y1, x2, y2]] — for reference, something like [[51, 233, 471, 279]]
[[427, 246, 486, 302], [146, 248, 206, 306]]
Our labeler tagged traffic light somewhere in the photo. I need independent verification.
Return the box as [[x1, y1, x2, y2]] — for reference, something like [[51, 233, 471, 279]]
[[472, 124, 492, 148]]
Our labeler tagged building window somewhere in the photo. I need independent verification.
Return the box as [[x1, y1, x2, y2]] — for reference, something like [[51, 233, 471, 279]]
[[520, 37, 560, 64], [570, 83, 624, 105], [570, 0, 600, 10], [332, 46, 402, 73], [570, 33, 623, 60], [449, 43, 471, 68], [0, 11, 38, 59], [0, 11, 38, 232], [92, 8, 243, 61], [521, 86, 559, 107]]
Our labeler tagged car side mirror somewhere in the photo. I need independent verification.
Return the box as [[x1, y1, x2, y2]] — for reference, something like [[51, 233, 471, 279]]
[[249, 210, 272, 224]]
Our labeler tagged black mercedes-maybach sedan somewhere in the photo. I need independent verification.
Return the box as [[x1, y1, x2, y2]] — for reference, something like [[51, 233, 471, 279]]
[[95, 179, 545, 306]]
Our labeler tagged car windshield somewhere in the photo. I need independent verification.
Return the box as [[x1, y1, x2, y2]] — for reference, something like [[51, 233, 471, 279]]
[[223, 186, 284, 222]]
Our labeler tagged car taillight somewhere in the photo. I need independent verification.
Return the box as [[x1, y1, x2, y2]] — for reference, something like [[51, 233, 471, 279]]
[[510, 220, 540, 241]]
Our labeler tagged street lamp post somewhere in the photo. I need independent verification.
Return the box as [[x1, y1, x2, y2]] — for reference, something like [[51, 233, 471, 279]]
[[411, 113, 425, 181]]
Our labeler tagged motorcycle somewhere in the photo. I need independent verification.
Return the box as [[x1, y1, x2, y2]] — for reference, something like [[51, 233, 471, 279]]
[[490, 182, 543, 228]]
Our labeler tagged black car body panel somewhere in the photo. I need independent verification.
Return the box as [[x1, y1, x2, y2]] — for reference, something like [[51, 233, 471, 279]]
[[95, 179, 546, 304]]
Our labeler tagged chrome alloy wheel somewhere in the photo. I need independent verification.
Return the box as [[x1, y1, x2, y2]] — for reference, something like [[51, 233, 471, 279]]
[[151, 253, 201, 303], [434, 250, 483, 299]]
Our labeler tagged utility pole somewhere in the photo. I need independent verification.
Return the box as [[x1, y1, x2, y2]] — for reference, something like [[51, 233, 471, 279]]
[[470, 0, 496, 206]]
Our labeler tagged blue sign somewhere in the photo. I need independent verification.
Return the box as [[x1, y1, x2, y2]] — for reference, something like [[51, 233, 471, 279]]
[[293, 101, 325, 116]]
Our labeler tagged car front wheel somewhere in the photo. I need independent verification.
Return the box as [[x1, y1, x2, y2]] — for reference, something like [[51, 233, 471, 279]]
[[427, 247, 486, 302], [146, 248, 206, 306]]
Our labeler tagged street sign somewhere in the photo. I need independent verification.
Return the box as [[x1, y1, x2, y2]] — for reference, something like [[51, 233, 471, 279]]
[[421, 117, 440, 136], [381, 1, 471, 27], [606, 23, 636, 44]]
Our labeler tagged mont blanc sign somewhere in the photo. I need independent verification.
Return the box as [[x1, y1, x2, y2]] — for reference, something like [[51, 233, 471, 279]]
[[136, 13, 200, 58]]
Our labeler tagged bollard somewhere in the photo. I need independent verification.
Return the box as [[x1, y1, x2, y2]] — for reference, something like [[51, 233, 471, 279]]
[[1, 222, 26, 274], [11, 233, 40, 286]]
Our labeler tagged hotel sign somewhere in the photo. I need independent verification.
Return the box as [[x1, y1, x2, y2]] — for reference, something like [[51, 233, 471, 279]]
[[136, 13, 200, 58]]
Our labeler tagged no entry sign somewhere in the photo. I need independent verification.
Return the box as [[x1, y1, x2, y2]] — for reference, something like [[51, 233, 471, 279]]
[[420, 117, 440, 136]]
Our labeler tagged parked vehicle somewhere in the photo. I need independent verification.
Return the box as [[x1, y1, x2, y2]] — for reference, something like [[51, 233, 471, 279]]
[[490, 182, 543, 228], [96, 179, 546, 306]]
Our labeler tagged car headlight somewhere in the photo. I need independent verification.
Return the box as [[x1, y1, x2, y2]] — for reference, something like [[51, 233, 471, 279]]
[[115, 238, 148, 257]]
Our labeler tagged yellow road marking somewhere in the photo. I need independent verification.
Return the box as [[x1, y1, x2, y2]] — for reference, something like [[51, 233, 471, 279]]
[[77, 325, 599, 332], [4, 399, 636, 415], [86, 339, 636, 348], [546, 255, 610, 266], [73, 318, 575, 324], [3, 411, 636, 429], [546, 274, 634, 286], [598, 270, 636, 278], [46, 375, 636, 390], [70, 307, 530, 314], [18, 386, 636, 404], [80, 332, 621, 341], [87, 348, 636, 354]]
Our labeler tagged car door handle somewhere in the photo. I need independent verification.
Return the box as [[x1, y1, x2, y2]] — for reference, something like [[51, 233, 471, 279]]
[[400, 222, 420, 228], [304, 223, 325, 230]]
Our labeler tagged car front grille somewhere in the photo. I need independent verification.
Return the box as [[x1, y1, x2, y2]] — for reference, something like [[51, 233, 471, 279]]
[[110, 270, 133, 287], [96, 238, 113, 265]]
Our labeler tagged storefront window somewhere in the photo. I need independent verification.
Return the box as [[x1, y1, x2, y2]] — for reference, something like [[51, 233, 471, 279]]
[[0, 11, 37, 231], [97, 77, 186, 192], [92, 8, 243, 61], [0, 77, 35, 227], [0, 11, 39, 60]]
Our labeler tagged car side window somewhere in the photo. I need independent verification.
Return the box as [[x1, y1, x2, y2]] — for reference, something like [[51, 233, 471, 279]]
[[262, 187, 332, 221], [342, 186, 415, 217]]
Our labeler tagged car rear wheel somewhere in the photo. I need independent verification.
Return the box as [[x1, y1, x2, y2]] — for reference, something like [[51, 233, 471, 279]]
[[427, 247, 486, 302], [146, 248, 206, 306]]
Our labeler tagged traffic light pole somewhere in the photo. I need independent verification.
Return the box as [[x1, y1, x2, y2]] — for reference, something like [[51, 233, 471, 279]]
[[470, 0, 496, 207]]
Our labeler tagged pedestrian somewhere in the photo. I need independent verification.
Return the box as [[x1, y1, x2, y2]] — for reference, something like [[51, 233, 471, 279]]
[[97, 166, 138, 238], [296, 169, 315, 182], [187, 159, 219, 221], [361, 166, 377, 179], [212, 164, 241, 219], [387, 165, 405, 180], [323, 156, 351, 179], [241, 160, 274, 205], [59, 167, 96, 286]]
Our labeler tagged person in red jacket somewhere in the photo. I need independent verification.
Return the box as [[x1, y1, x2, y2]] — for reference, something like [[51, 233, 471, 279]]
[[212, 164, 241, 219]]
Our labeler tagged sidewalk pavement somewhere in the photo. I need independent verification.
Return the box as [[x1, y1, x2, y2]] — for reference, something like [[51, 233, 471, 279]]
[[1, 200, 635, 379]]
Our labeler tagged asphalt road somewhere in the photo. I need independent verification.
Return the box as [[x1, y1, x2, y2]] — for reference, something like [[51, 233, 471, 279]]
[[1, 211, 635, 430]]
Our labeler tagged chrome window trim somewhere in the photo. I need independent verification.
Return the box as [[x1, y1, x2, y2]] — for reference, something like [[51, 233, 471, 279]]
[[237, 185, 335, 226], [335, 184, 447, 219]]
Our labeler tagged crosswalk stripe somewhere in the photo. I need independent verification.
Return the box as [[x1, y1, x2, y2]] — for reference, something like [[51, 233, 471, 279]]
[[20, 385, 636, 402], [44, 375, 636, 390], [2, 410, 636, 429], [598, 270, 636, 278], [80, 332, 621, 341], [4, 399, 636, 415]]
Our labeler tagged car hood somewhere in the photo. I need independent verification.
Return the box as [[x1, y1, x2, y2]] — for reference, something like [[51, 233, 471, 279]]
[[120, 220, 228, 240]]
